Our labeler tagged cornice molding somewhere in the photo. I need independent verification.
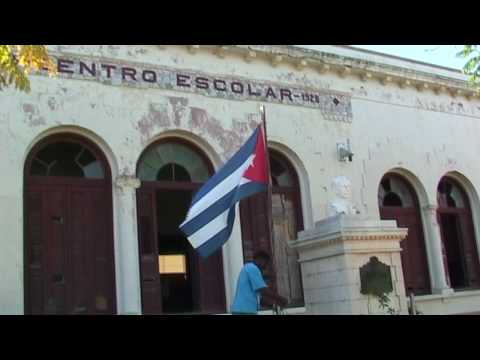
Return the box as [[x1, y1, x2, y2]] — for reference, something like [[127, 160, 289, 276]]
[[174, 45, 479, 100]]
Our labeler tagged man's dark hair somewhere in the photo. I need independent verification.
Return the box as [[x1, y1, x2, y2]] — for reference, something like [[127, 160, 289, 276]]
[[253, 250, 271, 262]]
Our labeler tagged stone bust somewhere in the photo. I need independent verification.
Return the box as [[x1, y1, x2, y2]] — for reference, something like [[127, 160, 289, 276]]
[[327, 176, 360, 216]]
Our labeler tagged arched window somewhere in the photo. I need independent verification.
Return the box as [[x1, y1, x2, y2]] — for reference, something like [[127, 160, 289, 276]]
[[137, 142, 210, 183], [438, 178, 466, 209], [378, 177, 414, 208], [437, 177, 480, 290], [378, 174, 431, 295], [270, 154, 294, 187], [156, 163, 191, 182], [29, 141, 105, 179], [240, 149, 304, 307]]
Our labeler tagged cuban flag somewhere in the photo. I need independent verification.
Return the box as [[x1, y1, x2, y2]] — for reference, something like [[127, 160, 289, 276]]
[[180, 124, 268, 258]]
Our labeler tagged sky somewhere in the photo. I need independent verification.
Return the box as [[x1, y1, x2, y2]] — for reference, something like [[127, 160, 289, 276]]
[[351, 45, 466, 70]]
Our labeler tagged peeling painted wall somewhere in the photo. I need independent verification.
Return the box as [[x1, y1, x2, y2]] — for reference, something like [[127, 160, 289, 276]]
[[1, 45, 480, 314]]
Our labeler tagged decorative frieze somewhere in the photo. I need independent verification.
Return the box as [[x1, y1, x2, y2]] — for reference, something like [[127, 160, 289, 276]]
[[187, 45, 200, 54], [338, 66, 352, 78], [214, 46, 228, 58], [39, 53, 353, 121], [360, 72, 373, 82], [270, 54, 283, 67], [399, 79, 411, 89], [296, 59, 308, 70], [380, 76, 393, 86], [244, 51, 256, 63], [318, 63, 330, 74]]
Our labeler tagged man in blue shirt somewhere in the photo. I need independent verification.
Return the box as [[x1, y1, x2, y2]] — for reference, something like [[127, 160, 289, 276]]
[[231, 250, 288, 315]]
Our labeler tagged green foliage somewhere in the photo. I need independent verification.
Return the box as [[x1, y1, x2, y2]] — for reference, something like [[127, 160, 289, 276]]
[[457, 45, 480, 85], [0, 45, 56, 93], [377, 293, 396, 315]]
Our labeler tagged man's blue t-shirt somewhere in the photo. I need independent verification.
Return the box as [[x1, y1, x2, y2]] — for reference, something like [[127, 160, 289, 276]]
[[231, 262, 267, 314]]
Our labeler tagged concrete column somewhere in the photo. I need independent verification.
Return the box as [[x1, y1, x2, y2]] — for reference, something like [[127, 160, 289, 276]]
[[422, 205, 452, 294], [115, 175, 142, 315]]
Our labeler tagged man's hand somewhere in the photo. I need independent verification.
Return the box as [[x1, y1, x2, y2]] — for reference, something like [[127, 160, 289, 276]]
[[260, 287, 288, 308]]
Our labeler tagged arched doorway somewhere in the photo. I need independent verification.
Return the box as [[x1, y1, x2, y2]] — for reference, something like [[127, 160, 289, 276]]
[[24, 134, 116, 314], [437, 177, 480, 290], [240, 149, 304, 307], [378, 174, 431, 295], [136, 139, 226, 314]]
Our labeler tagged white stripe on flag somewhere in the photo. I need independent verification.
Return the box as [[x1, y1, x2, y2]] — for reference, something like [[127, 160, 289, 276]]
[[188, 208, 231, 248], [181, 154, 255, 225]]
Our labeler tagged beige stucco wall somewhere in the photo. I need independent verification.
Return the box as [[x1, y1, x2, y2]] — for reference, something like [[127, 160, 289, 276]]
[[1, 45, 480, 314]]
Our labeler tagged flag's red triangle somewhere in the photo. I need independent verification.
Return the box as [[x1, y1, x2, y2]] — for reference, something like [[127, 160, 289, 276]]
[[243, 125, 268, 183]]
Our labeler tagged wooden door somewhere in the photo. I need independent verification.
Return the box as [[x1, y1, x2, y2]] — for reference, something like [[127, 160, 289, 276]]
[[25, 183, 116, 314], [67, 185, 116, 314], [459, 213, 480, 288], [380, 207, 431, 294], [136, 187, 162, 314], [271, 191, 304, 306], [438, 210, 480, 289], [26, 185, 68, 314], [25, 186, 46, 314], [239, 192, 276, 290], [196, 248, 227, 314], [436, 177, 480, 290]]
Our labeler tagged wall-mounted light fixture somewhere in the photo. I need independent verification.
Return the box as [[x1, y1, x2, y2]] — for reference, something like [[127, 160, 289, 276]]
[[337, 139, 354, 162]]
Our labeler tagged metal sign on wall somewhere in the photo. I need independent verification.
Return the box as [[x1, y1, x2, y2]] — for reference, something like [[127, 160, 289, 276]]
[[42, 54, 353, 122]]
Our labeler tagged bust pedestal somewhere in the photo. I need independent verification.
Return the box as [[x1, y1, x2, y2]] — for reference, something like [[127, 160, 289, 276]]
[[290, 215, 408, 315]]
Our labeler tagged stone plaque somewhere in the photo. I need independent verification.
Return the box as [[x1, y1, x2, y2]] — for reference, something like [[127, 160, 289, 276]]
[[359, 256, 393, 296]]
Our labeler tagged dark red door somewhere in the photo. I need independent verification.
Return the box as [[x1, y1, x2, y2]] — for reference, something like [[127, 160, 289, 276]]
[[25, 183, 116, 314], [438, 210, 480, 289], [25, 186, 47, 314], [239, 192, 276, 287], [437, 177, 480, 290], [239, 192, 273, 261], [196, 249, 227, 313], [459, 214, 480, 287], [67, 185, 116, 314], [136, 187, 162, 314], [378, 175, 431, 295], [380, 207, 431, 294], [26, 185, 68, 314]]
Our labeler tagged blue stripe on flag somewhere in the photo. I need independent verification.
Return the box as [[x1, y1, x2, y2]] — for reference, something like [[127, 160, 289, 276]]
[[180, 182, 267, 236], [196, 207, 236, 258], [232, 182, 267, 204], [189, 126, 260, 207]]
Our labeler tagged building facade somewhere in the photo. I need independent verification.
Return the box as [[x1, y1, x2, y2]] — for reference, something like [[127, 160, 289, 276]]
[[1, 45, 480, 314]]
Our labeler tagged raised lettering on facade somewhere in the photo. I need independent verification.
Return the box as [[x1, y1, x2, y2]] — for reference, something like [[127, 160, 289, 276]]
[[48, 55, 353, 121]]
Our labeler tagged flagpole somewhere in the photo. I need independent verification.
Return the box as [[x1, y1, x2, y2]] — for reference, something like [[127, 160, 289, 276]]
[[260, 105, 277, 292]]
